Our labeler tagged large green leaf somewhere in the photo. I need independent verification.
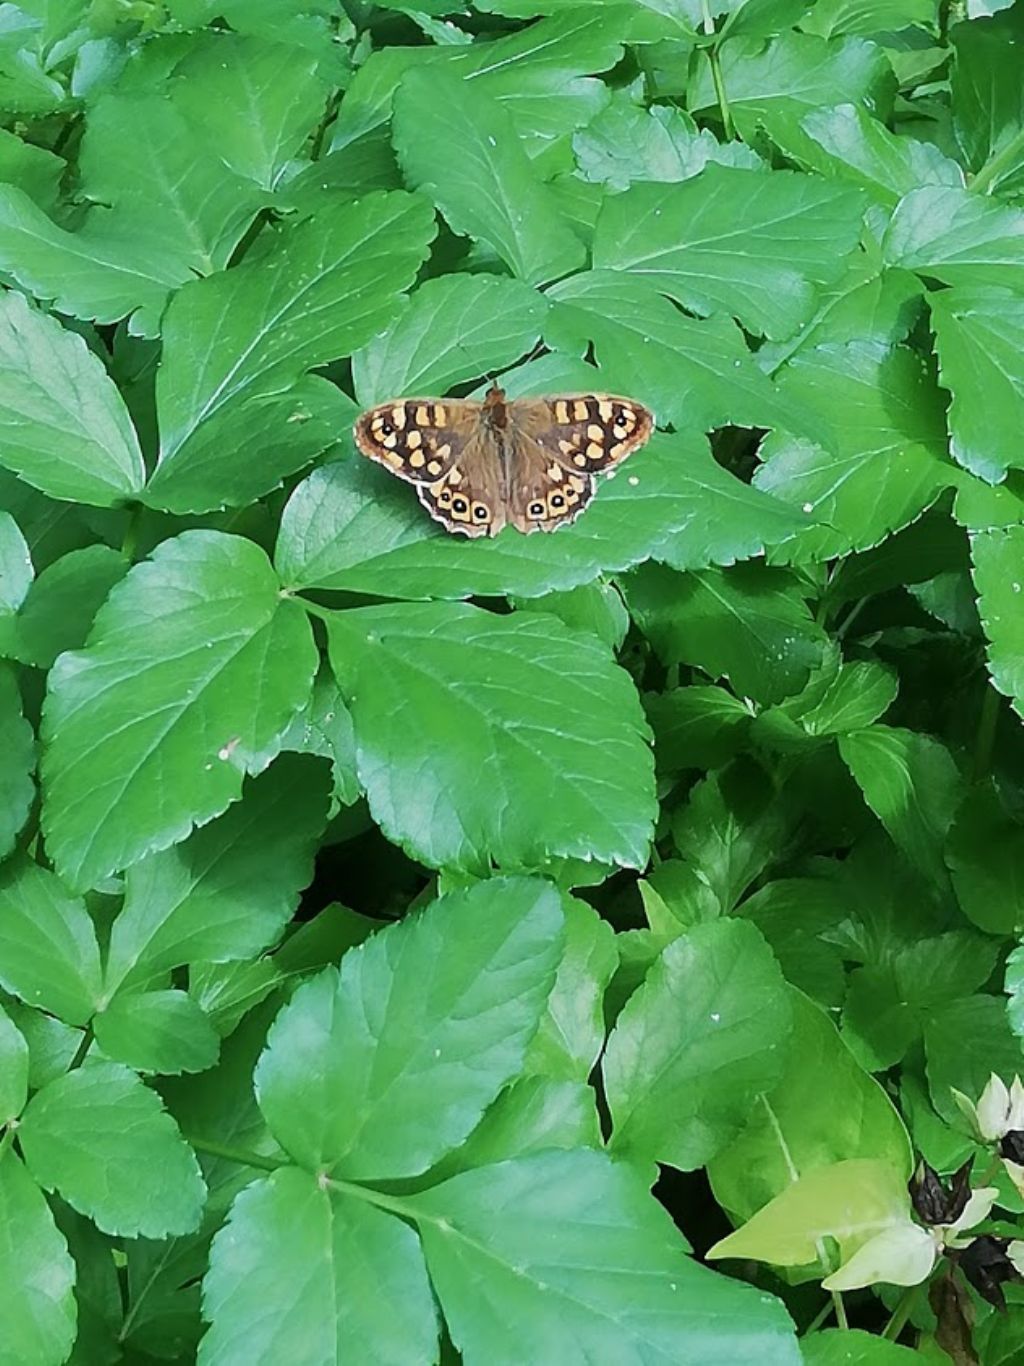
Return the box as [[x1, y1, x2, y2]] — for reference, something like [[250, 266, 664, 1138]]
[[19, 1061, 207, 1238], [0, 1001, 27, 1123], [393, 70, 584, 286], [946, 782, 1024, 936], [200, 1166, 438, 1366], [592, 164, 865, 339], [709, 991, 912, 1226], [755, 342, 954, 560], [625, 561, 829, 706], [0, 291, 144, 507], [0, 508, 31, 621], [94, 989, 220, 1077], [8, 544, 128, 669], [884, 186, 1024, 292], [972, 525, 1024, 717], [351, 273, 548, 404], [0, 1153, 76, 1366], [0, 664, 33, 860], [146, 191, 436, 513], [950, 5, 1024, 197], [411, 1149, 802, 1365], [105, 754, 330, 993], [255, 878, 563, 1177], [0, 860, 102, 1026], [276, 432, 808, 602], [41, 531, 317, 892], [326, 603, 656, 873], [546, 270, 809, 436], [605, 920, 792, 1170], [930, 286, 1024, 484]]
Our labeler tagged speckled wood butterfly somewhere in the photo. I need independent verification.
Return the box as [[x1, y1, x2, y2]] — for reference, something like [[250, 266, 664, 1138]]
[[353, 384, 654, 538]]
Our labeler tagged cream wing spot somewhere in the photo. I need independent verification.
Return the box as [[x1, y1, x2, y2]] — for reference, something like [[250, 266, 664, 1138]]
[[558, 439, 576, 457], [572, 399, 589, 420], [555, 400, 570, 424], [415, 405, 430, 425], [597, 400, 614, 421], [406, 429, 422, 450], [409, 450, 426, 469], [587, 423, 604, 442], [586, 441, 603, 460], [390, 406, 406, 429], [433, 404, 447, 425]]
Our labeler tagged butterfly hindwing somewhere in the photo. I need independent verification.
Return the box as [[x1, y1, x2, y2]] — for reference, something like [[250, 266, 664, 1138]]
[[512, 393, 654, 475], [507, 430, 595, 533], [416, 431, 506, 538], [353, 397, 474, 484]]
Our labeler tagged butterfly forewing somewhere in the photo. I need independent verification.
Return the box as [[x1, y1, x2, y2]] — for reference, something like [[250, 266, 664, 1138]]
[[352, 387, 654, 538]]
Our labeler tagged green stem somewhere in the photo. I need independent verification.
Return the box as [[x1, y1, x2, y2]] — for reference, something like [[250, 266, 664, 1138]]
[[296, 596, 336, 623], [836, 596, 868, 641], [698, 0, 735, 141], [188, 1137, 285, 1173], [971, 127, 1024, 196], [882, 1281, 925, 1342], [0, 1127, 14, 1161], [972, 685, 1000, 783], [801, 1297, 835, 1336], [831, 1290, 848, 1330], [68, 1025, 94, 1072]]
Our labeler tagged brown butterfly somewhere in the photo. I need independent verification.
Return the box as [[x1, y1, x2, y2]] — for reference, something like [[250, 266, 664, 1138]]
[[353, 384, 654, 537]]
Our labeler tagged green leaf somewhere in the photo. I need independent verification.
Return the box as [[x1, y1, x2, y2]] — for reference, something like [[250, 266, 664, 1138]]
[[0, 126, 63, 210], [0, 1153, 76, 1365], [0, 664, 33, 859], [0, 860, 102, 1025], [950, 5, 1024, 197], [709, 991, 912, 1227], [885, 186, 1024, 292], [513, 581, 630, 650], [169, 33, 330, 190], [255, 878, 564, 1176], [4, 1003, 80, 1095], [94, 990, 220, 1076], [200, 1166, 438, 1366], [973, 525, 1024, 717], [19, 1061, 207, 1237], [803, 0, 937, 34], [946, 782, 1024, 936], [708, 1157, 909, 1268], [0, 509, 32, 619], [327, 603, 655, 873], [573, 92, 762, 190], [393, 70, 586, 281], [924, 995, 1024, 1126], [0, 1001, 28, 1122], [524, 895, 617, 1082], [592, 164, 865, 339], [802, 1330, 922, 1364], [625, 561, 829, 706], [930, 286, 1024, 484], [755, 342, 954, 560], [435, 1076, 600, 1177], [795, 660, 898, 737], [105, 752, 329, 993], [738, 879, 847, 1007], [411, 1149, 801, 1365], [605, 920, 791, 1170], [798, 103, 963, 207], [281, 675, 359, 807], [41, 531, 318, 892], [10, 544, 128, 668], [645, 686, 753, 775], [546, 270, 810, 437], [276, 427, 807, 601], [351, 273, 548, 404], [0, 291, 144, 506], [147, 191, 436, 514], [838, 727, 961, 889]]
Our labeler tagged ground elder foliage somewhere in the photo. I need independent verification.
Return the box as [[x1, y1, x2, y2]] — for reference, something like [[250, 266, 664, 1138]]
[[3, 0, 1024, 1363]]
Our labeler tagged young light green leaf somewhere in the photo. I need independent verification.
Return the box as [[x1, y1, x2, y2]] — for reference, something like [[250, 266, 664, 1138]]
[[277, 430, 807, 602], [885, 187, 1024, 291], [755, 342, 954, 560], [0, 1001, 28, 1122], [972, 526, 1024, 717], [10, 544, 128, 668], [412, 1149, 802, 1365], [593, 164, 865, 339], [930, 286, 1024, 484], [200, 1167, 437, 1366], [605, 920, 792, 1170], [0, 860, 102, 1026], [573, 92, 762, 190], [625, 561, 828, 706], [94, 990, 220, 1077], [256, 878, 564, 1177], [0, 291, 145, 506], [393, 70, 584, 286], [351, 273, 548, 404], [147, 191, 436, 513], [42, 531, 318, 892], [105, 754, 330, 992], [327, 603, 656, 873], [0, 1153, 76, 1366], [709, 991, 912, 1227], [19, 1061, 207, 1238], [838, 726, 961, 888], [546, 270, 810, 437], [0, 664, 33, 860]]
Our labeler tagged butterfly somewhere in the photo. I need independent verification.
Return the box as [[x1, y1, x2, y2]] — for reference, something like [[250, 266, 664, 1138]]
[[353, 384, 654, 538]]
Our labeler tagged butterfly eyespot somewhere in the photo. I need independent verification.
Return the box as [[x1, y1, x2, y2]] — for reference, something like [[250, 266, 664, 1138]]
[[614, 415, 628, 431], [453, 497, 468, 514], [380, 420, 394, 436], [551, 495, 566, 509], [528, 501, 545, 518], [472, 504, 489, 521]]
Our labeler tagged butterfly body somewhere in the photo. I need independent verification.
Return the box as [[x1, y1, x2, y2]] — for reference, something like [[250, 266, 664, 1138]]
[[353, 384, 654, 538]]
